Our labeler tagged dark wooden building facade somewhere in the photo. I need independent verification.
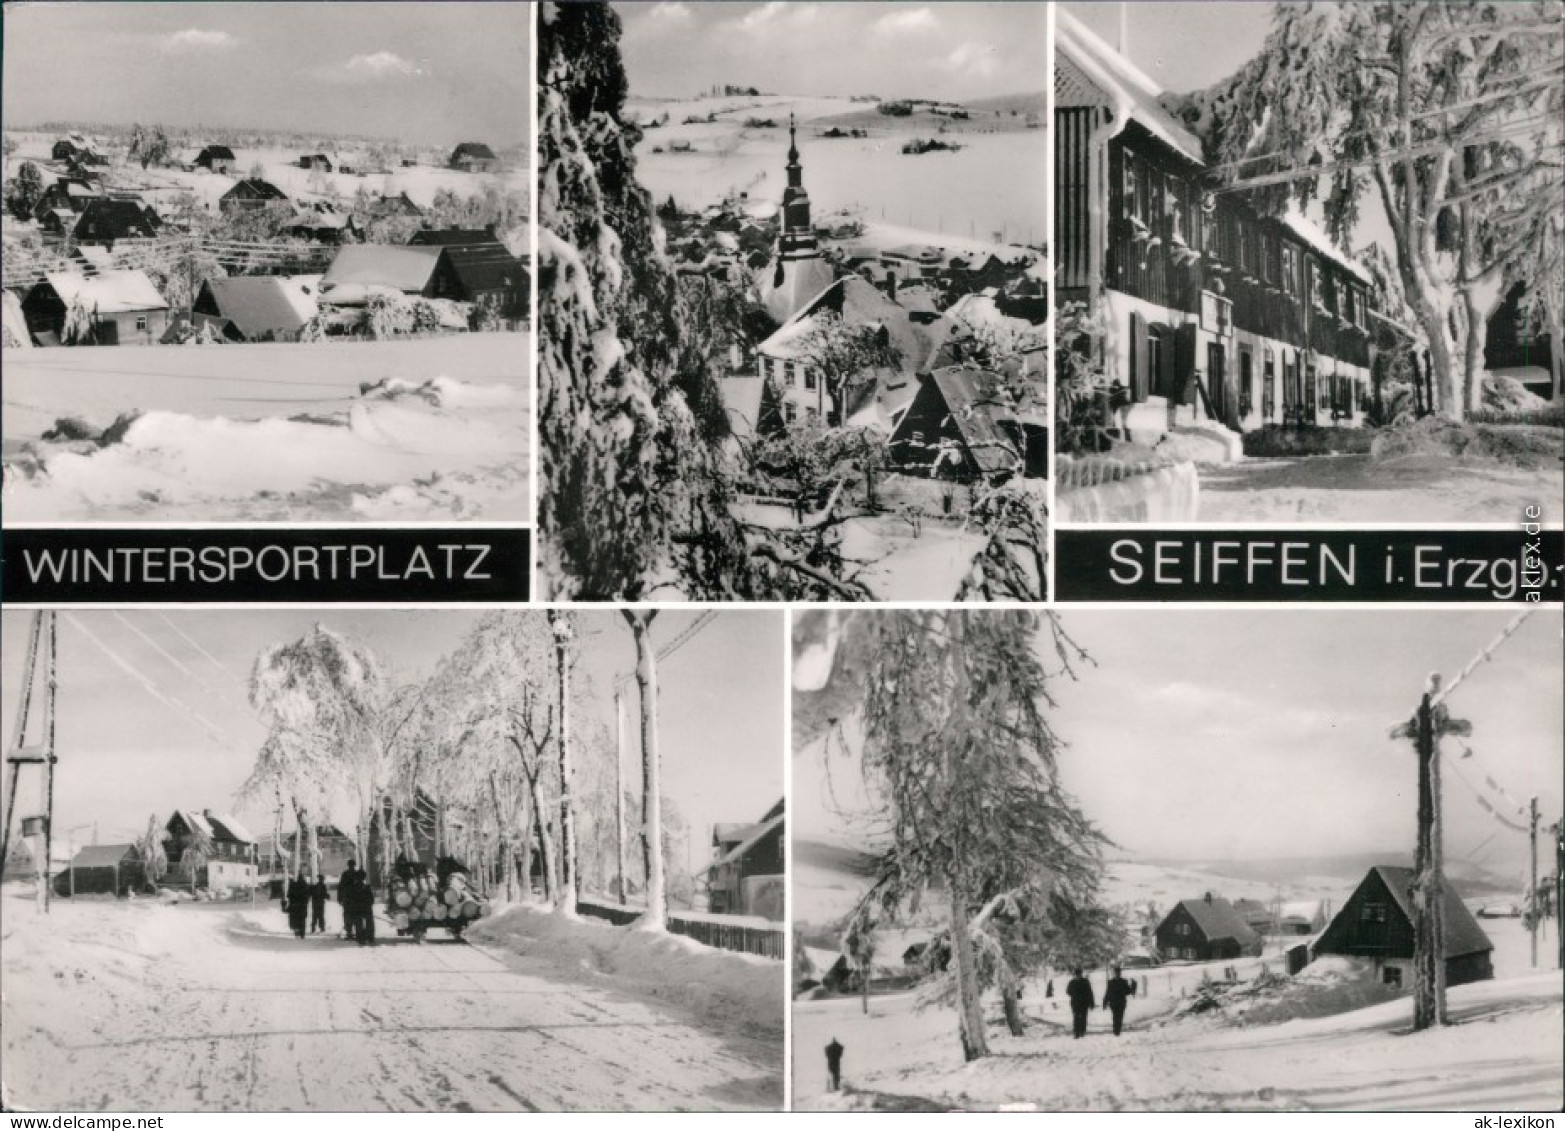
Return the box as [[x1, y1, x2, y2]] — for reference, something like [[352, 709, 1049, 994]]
[[1313, 865, 1494, 988], [1154, 894, 1264, 962], [1055, 9, 1376, 441]]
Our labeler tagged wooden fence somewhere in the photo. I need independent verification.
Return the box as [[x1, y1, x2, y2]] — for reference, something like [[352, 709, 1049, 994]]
[[576, 897, 785, 959]]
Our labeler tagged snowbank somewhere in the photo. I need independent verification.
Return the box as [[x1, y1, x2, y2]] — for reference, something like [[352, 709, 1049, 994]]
[[4, 387, 526, 522], [468, 905, 784, 1037], [1055, 460, 1200, 522]]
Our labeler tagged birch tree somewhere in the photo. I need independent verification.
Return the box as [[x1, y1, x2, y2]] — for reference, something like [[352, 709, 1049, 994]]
[[620, 610, 666, 930], [248, 625, 388, 871], [1193, 1, 1564, 420]]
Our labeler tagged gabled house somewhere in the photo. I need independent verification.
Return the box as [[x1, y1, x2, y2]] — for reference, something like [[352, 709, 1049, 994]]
[[71, 198, 162, 247], [191, 275, 322, 342], [449, 142, 498, 173], [1154, 893, 1263, 961], [1055, 8, 1375, 440], [887, 364, 1046, 482], [1313, 865, 1494, 988], [52, 844, 143, 897], [757, 275, 957, 430], [441, 244, 528, 320], [370, 192, 425, 220], [298, 154, 334, 172], [22, 270, 170, 346], [220, 178, 290, 213], [195, 145, 237, 173], [286, 204, 358, 244], [31, 179, 101, 222], [1232, 898, 1276, 935], [407, 226, 504, 248], [163, 810, 258, 892], [52, 135, 106, 165], [258, 824, 357, 879], [707, 799, 784, 921]]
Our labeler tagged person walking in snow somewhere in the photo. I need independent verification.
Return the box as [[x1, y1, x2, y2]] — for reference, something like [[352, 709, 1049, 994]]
[[337, 861, 360, 941], [350, 864, 376, 946], [309, 874, 328, 934], [825, 1038, 844, 1092], [1066, 967, 1094, 1038], [1104, 966, 1131, 1036], [285, 871, 311, 939]]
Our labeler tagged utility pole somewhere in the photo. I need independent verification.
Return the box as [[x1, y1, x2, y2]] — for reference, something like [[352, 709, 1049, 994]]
[[1530, 797, 1540, 968], [1392, 675, 1470, 1031]]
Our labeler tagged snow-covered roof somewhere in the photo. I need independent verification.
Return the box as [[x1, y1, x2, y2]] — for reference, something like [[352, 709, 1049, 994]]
[[206, 812, 256, 844], [1165, 895, 1261, 946], [200, 276, 320, 340], [1055, 7, 1205, 167], [711, 812, 784, 870], [43, 270, 169, 313], [69, 844, 139, 868], [321, 245, 443, 296], [1279, 209, 1373, 286]]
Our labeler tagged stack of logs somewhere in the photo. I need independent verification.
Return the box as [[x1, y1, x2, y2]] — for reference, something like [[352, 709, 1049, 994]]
[[387, 867, 491, 935]]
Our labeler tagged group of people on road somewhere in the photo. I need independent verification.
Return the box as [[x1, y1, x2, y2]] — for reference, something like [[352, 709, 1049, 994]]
[[338, 861, 376, 946], [283, 872, 329, 939], [1062, 966, 1135, 1038], [281, 861, 375, 945]]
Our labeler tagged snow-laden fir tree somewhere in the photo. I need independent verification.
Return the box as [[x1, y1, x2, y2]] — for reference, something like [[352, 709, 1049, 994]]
[[1173, 1, 1564, 420], [802, 610, 1110, 1061]]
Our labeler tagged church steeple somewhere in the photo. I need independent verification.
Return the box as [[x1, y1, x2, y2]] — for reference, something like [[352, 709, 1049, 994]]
[[779, 112, 818, 262]]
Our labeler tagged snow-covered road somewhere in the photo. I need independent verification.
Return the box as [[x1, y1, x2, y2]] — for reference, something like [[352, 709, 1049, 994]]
[[2, 894, 779, 1111]]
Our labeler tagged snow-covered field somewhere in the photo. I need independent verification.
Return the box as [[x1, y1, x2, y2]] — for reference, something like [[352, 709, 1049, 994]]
[[1196, 454, 1562, 524], [629, 95, 1045, 246], [2, 334, 529, 522], [1, 887, 780, 1112], [793, 846, 1560, 1110]]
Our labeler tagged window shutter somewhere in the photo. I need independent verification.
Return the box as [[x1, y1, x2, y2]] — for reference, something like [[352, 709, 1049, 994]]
[[1129, 310, 1149, 402], [1157, 328, 1175, 399], [1173, 323, 1198, 406]]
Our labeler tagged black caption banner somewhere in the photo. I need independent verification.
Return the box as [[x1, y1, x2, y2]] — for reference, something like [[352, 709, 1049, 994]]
[[1057, 529, 1564, 603], [2, 527, 531, 604]]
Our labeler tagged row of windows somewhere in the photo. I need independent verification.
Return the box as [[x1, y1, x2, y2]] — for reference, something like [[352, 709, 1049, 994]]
[[760, 355, 817, 390], [1121, 147, 1370, 329], [782, 402, 820, 425]]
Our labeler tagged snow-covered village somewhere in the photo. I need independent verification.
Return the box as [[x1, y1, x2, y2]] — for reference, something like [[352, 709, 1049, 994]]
[[538, 1, 1050, 601], [1053, 1, 1563, 524], [0, 609, 786, 1111], [790, 608, 1563, 1111], [0, 3, 531, 522]]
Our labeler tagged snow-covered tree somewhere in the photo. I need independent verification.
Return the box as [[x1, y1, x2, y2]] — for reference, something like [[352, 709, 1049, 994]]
[[802, 610, 1109, 1061], [538, 3, 866, 601], [61, 298, 97, 346], [136, 814, 167, 892], [1190, 1, 1564, 420], [247, 625, 388, 871], [792, 314, 903, 426]]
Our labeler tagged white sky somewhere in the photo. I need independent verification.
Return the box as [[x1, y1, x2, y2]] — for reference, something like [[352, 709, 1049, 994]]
[[616, 1, 1046, 101], [795, 610, 1563, 881], [1, 2, 530, 147], [0, 610, 782, 863]]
